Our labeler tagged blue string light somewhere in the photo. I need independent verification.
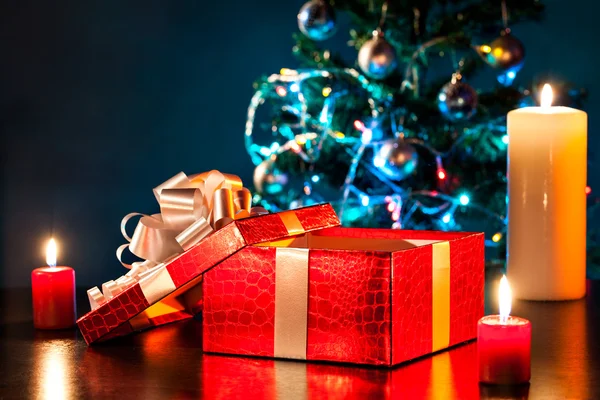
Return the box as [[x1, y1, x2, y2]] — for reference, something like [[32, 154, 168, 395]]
[[442, 213, 452, 224]]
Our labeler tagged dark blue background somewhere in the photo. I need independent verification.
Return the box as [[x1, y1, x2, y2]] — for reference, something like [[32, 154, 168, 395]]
[[1, 0, 598, 287]]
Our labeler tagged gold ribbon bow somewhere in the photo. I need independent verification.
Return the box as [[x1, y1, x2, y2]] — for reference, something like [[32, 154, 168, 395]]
[[87, 170, 267, 310]]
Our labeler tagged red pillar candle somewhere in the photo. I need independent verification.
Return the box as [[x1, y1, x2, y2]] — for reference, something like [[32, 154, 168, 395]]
[[478, 275, 531, 384], [31, 238, 76, 329]]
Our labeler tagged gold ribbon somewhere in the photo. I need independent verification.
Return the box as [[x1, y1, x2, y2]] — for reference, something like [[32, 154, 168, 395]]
[[274, 247, 309, 360], [279, 210, 305, 236], [87, 170, 267, 310], [431, 241, 451, 352]]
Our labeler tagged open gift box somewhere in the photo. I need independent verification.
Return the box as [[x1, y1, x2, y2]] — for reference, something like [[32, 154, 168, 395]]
[[77, 203, 340, 344], [202, 227, 484, 366]]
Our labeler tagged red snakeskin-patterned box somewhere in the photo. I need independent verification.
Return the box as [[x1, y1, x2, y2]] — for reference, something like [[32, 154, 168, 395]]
[[77, 204, 340, 344], [203, 227, 484, 366]]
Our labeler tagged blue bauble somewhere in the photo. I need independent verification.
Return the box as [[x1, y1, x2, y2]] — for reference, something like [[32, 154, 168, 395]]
[[297, 0, 336, 41], [373, 139, 418, 181], [438, 80, 478, 122]]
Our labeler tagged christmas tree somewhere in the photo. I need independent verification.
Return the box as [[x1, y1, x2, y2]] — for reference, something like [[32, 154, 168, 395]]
[[245, 0, 589, 263]]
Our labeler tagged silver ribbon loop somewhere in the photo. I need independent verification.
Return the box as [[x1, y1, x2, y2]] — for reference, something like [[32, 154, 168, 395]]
[[88, 170, 265, 310], [87, 287, 106, 310], [159, 188, 206, 230], [129, 214, 181, 263]]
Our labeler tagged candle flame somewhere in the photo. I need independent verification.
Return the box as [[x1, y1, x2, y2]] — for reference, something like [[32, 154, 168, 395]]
[[541, 84, 553, 109], [499, 275, 512, 323], [46, 238, 57, 267]]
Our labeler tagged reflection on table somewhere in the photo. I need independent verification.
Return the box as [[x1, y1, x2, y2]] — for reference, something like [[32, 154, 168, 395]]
[[2, 272, 598, 399]]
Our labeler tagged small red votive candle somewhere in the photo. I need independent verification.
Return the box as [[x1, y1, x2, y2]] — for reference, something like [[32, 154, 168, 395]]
[[31, 238, 76, 329], [478, 275, 531, 385]]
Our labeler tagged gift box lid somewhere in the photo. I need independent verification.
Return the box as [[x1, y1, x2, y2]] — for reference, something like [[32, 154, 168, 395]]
[[77, 203, 340, 344]]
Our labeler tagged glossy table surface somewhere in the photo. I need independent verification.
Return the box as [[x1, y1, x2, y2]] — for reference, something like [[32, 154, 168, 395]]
[[1, 269, 598, 399]]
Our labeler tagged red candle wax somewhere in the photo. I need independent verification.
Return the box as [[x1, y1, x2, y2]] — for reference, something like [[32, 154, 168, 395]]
[[31, 266, 76, 329], [478, 315, 531, 384]]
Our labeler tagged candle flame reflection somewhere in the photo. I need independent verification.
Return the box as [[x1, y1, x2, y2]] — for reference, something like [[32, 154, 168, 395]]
[[46, 238, 57, 267], [33, 341, 72, 399], [541, 84, 553, 109], [499, 275, 512, 323]]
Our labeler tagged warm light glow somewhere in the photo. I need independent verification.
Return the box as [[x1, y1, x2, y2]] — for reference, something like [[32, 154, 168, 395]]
[[46, 238, 57, 267], [541, 84, 553, 109], [275, 86, 287, 97], [499, 275, 512, 323], [492, 233, 503, 243], [586, 186, 592, 195], [437, 169, 446, 180], [353, 120, 365, 131], [322, 87, 332, 97], [480, 45, 492, 54]]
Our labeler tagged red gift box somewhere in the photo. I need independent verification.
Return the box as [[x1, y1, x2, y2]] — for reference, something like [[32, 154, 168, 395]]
[[77, 203, 340, 344], [202, 227, 484, 366]]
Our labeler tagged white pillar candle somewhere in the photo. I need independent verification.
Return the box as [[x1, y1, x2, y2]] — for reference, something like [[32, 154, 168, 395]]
[[507, 84, 587, 300]]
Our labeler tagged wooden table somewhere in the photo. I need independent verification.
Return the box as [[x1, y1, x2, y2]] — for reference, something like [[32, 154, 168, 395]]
[[1, 270, 598, 399]]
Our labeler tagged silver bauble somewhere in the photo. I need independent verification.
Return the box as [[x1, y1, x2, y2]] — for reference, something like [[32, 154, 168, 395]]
[[253, 158, 289, 195], [373, 140, 418, 181], [437, 79, 478, 121], [357, 33, 397, 80], [297, 0, 336, 41]]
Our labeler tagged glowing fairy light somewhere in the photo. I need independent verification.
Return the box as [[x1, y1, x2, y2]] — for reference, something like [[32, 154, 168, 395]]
[[361, 195, 370, 207], [353, 120, 365, 131], [275, 86, 287, 97]]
